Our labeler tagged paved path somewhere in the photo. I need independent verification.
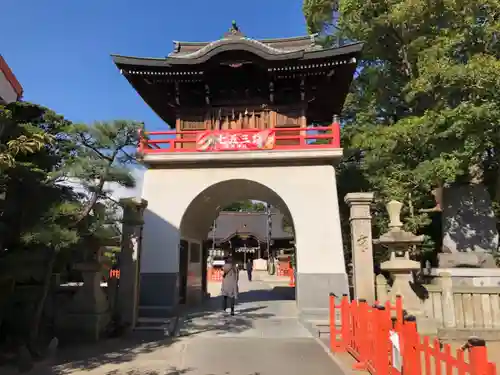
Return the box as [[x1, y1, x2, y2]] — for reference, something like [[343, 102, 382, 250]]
[[24, 272, 344, 375]]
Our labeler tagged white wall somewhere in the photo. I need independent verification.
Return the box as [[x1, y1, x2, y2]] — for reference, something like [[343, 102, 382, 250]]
[[0, 71, 18, 104], [140, 164, 346, 276]]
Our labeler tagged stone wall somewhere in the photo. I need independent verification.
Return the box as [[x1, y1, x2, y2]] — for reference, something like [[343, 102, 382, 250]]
[[376, 273, 500, 340], [423, 280, 500, 340]]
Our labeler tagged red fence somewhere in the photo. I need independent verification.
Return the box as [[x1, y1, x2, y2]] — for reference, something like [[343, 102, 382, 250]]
[[138, 124, 341, 154], [109, 269, 120, 279], [207, 267, 223, 282], [289, 270, 295, 287], [329, 294, 497, 375], [277, 262, 291, 276]]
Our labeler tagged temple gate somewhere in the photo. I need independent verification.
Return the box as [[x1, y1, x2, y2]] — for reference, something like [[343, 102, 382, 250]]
[[112, 22, 363, 323]]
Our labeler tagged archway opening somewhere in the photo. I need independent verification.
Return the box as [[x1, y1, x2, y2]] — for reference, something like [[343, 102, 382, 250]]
[[178, 179, 296, 306]]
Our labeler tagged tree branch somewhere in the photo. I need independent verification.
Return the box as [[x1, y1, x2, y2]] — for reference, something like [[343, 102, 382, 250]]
[[78, 132, 113, 162], [72, 148, 119, 226]]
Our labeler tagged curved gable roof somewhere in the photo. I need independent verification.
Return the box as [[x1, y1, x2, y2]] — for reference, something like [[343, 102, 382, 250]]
[[207, 211, 293, 242], [111, 41, 363, 68]]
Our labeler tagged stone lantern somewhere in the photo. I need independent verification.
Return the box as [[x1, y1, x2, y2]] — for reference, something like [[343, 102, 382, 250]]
[[61, 246, 110, 341], [375, 200, 424, 315]]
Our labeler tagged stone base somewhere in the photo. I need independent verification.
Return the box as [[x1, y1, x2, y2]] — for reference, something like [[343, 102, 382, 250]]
[[438, 327, 500, 341], [296, 272, 348, 321], [139, 272, 178, 307], [438, 253, 497, 268], [56, 312, 110, 343]]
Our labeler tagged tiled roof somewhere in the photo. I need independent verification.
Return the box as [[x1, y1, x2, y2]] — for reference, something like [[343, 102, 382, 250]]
[[207, 211, 293, 242]]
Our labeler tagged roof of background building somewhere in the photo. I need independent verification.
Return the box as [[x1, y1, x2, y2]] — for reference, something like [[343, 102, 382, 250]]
[[207, 210, 293, 243], [0, 55, 23, 103]]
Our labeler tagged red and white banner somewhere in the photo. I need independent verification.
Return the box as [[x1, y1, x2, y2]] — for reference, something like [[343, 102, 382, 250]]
[[196, 130, 275, 151]]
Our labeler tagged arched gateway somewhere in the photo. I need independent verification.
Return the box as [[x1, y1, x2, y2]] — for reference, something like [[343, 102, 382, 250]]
[[112, 23, 363, 322]]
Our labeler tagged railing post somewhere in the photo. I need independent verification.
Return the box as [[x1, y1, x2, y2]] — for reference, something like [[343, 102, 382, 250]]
[[340, 294, 350, 352], [373, 305, 390, 375], [351, 299, 369, 370], [395, 295, 404, 331], [468, 337, 490, 375], [137, 128, 144, 153], [329, 293, 338, 351], [332, 115, 341, 148], [402, 315, 420, 375], [300, 126, 306, 147], [358, 299, 370, 367]]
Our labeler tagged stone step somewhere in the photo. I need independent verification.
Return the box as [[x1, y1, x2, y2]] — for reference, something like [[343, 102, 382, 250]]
[[138, 305, 176, 318], [134, 316, 178, 334]]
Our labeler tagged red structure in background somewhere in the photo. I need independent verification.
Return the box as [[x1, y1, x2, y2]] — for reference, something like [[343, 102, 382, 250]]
[[330, 295, 497, 375], [109, 269, 120, 279], [276, 261, 291, 276], [207, 267, 223, 282], [0, 55, 23, 103], [138, 123, 341, 154]]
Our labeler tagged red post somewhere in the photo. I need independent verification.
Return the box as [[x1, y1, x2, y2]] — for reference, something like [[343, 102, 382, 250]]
[[402, 315, 421, 375], [468, 337, 490, 375], [329, 293, 338, 352], [340, 294, 350, 352], [288, 270, 295, 287], [137, 128, 145, 153], [354, 299, 370, 369], [331, 115, 341, 148], [395, 295, 403, 331], [372, 305, 390, 375]]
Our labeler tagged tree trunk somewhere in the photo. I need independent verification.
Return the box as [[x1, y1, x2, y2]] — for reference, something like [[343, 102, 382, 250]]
[[29, 250, 56, 348]]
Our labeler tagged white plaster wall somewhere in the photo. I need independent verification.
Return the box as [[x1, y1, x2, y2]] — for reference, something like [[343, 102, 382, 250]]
[[0, 71, 18, 104], [141, 165, 346, 276]]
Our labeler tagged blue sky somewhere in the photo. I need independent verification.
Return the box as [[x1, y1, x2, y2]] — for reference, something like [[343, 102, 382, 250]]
[[2, 0, 307, 132]]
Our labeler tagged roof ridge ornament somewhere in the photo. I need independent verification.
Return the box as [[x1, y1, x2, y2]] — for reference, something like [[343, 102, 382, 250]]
[[224, 20, 244, 39]]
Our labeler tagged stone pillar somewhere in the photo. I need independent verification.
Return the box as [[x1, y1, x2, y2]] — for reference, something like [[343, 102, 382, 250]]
[[118, 197, 148, 329], [345, 192, 375, 303], [438, 272, 456, 328]]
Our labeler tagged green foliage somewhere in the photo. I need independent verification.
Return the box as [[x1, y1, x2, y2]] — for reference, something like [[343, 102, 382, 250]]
[[223, 200, 267, 212], [0, 101, 143, 347], [303, 0, 339, 34], [304, 0, 500, 262], [0, 102, 55, 169]]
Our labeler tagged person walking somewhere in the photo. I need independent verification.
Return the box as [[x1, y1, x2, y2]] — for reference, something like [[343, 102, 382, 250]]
[[246, 258, 253, 282], [221, 256, 239, 315]]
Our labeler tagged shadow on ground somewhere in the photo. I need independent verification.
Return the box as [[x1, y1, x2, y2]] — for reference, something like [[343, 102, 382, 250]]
[[238, 286, 295, 303], [177, 285, 295, 337], [1, 286, 295, 375]]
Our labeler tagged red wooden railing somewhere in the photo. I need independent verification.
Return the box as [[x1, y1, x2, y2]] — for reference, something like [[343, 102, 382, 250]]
[[138, 123, 341, 154], [330, 294, 497, 375]]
